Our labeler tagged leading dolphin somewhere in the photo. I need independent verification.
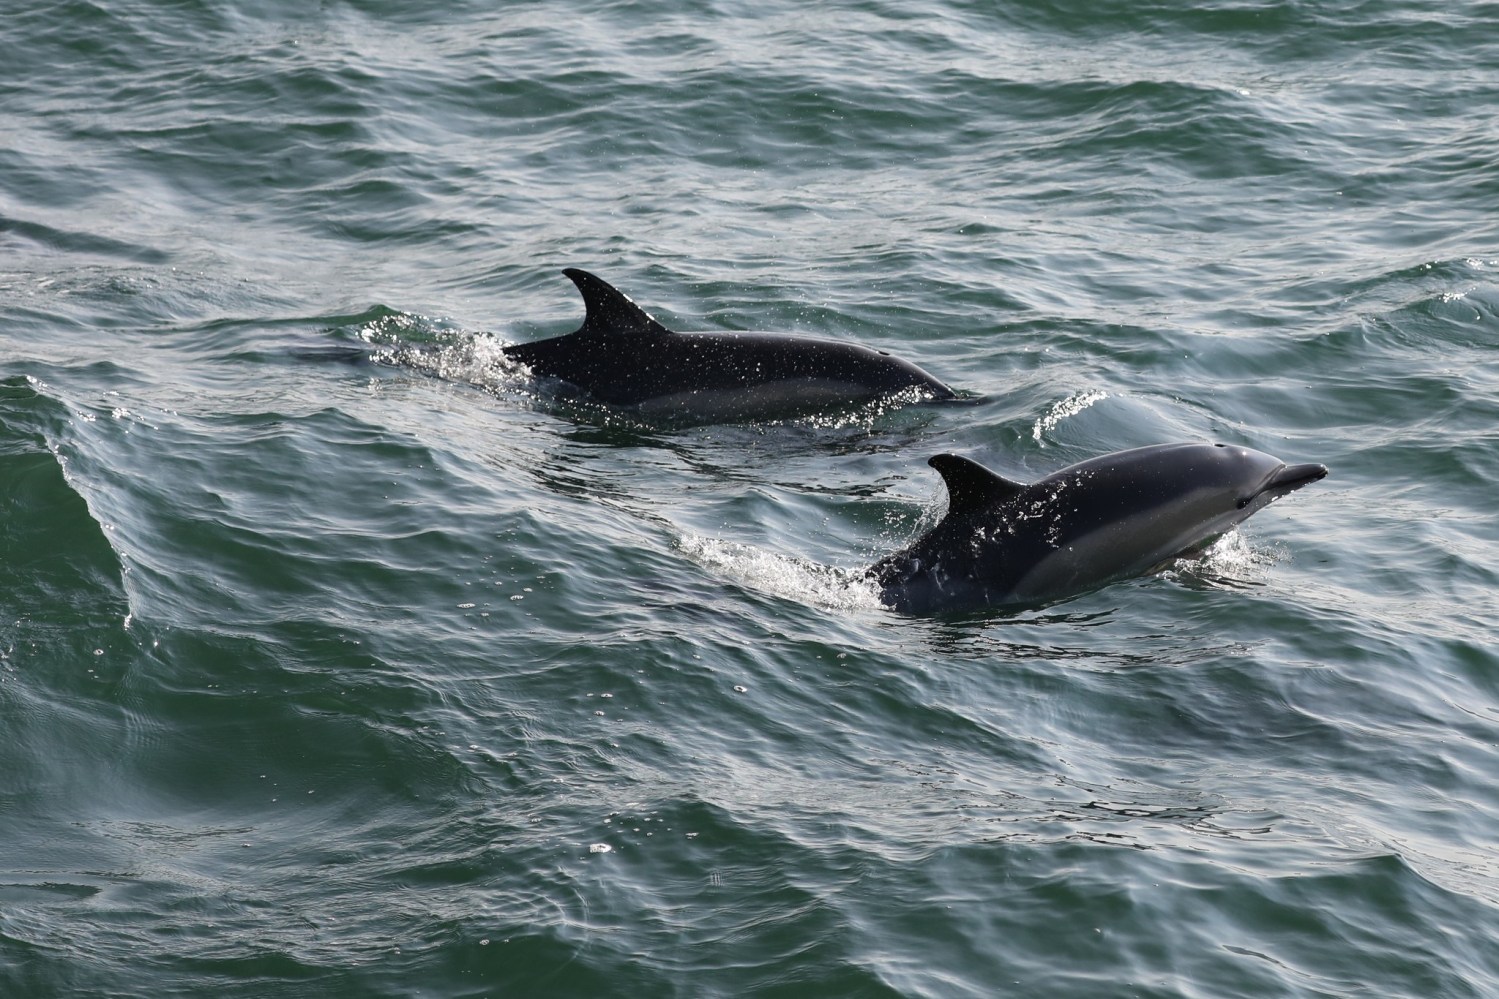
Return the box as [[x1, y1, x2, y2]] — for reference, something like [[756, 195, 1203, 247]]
[[502, 269, 955, 422], [868, 443, 1328, 614]]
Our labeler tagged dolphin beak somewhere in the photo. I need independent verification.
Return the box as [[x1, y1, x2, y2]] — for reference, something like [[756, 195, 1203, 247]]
[[1266, 461, 1328, 495]]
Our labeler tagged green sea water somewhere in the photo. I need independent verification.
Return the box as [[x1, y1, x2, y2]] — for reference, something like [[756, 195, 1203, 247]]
[[3, 1, 1498, 996]]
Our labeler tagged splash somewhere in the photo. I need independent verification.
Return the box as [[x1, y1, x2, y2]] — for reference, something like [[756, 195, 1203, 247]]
[[357, 313, 532, 394], [1032, 390, 1108, 443], [677, 534, 886, 613], [790, 384, 948, 432], [1171, 530, 1282, 590]]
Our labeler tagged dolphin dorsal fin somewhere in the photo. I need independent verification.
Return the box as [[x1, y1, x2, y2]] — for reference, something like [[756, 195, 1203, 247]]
[[928, 453, 1026, 516], [562, 268, 673, 338]]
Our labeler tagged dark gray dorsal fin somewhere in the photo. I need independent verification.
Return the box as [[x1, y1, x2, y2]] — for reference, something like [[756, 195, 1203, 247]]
[[928, 453, 1026, 516], [562, 268, 674, 338]]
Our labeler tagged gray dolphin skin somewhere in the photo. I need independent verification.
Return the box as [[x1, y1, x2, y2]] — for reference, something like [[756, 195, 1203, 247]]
[[869, 443, 1328, 614], [501, 269, 955, 422]]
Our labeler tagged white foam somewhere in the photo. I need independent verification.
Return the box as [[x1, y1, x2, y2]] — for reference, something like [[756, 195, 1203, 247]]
[[359, 315, 532, 394], [677, 534, 886, 612]]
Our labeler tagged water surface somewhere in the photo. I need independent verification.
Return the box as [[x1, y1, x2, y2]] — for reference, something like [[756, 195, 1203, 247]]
[[4, 1, 1498, 995]]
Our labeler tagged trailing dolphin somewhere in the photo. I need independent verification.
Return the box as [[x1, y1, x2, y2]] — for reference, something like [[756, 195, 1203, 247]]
[[501, 269, 955, 423], [868, 443, 1327, 614]]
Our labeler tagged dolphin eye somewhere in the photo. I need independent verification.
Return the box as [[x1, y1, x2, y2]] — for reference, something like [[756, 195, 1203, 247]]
[[1236, 496, 1251, 509]]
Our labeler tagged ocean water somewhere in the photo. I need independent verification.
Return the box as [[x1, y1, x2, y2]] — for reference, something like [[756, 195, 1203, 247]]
[[3, 0, 1498, 996]]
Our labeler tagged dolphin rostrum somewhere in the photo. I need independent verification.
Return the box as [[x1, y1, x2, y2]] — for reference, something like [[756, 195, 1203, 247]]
[[501, 269, 955, 422], [869, 443, 1328, 613]]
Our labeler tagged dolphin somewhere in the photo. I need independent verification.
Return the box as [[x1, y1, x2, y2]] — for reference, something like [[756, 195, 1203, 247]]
[[868, 443, 1328, 613], [501, 269, 955, 422]]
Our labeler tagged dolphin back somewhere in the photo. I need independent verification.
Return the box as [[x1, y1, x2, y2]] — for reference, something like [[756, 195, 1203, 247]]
[[501, 268, 955, 417], [872, 443, 1328, 614]]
